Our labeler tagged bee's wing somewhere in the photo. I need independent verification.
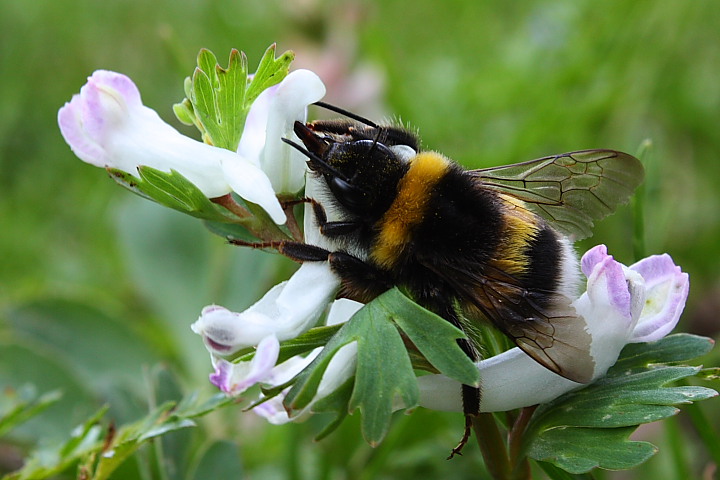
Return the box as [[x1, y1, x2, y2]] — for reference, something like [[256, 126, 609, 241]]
[[469, 150, 644, 240], [421, 260, 596, 383]]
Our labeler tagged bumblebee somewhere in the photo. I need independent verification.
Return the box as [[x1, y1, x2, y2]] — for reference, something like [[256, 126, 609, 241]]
[[237, 102, 644, 456]]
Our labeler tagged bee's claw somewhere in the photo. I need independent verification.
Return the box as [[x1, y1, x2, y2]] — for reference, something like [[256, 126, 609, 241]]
[[446, 416, 473, 460]]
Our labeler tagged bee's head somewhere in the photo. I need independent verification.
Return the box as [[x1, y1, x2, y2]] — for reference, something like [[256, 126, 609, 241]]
[[285, 120, 415, 219]]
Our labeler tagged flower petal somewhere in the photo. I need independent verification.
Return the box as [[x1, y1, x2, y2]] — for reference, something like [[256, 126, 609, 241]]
[[220, 154, 286, 224], [238, 69, 326, 195], [253, 394, 292, 424], [251, 299, 362, 424], [629, 254, 689, 342], [418, 348, 580, 412], [209, 334, 280, 395], [59, 70, 237, 198], [580, 244, 608, 277], [192, 262, 341, 355]]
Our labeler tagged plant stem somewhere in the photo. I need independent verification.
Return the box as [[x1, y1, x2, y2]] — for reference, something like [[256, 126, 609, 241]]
[[684, 402, 720, 467], [212, 193, 251, 218], [508, 406, 537, 480], [632, 139, 652, 262], [283, 201, 304, 241], [473, 413, 511, 479]]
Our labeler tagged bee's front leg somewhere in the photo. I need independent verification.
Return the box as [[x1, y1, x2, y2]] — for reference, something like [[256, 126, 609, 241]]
[[305, 197, 362, 237], [228, 237, 332, 263]]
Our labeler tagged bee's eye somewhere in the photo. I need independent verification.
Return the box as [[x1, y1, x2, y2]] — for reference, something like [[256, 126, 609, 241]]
[[354, 139, 392, 157], [329, 176, 366, 210]]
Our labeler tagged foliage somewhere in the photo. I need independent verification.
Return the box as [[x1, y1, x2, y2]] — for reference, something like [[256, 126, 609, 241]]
[[2, 1, 720, 479]]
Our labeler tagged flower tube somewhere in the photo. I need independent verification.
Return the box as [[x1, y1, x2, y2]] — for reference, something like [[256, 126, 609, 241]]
[[58, 69, 325, 224], [191, 261, 341, 356], [417, 245, 689, 413]]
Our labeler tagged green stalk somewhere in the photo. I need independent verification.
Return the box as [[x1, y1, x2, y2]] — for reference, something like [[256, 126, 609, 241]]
[[508, 406, 536, 480], [473, 413, 511, 479], [632, 139, 652, 262], [665, 415, 692, 480], [684, 402, 720, 467]]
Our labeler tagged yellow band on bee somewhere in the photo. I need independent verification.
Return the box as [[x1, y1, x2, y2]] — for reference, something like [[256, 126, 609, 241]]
[[492, 194, 539, 275], [371, 152, 450, 268]]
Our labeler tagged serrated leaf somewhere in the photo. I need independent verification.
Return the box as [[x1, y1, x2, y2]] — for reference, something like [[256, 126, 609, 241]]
[[610, 333, 714, 373], [178, 45, 293, 151], [379, 290, 480, 387], [523, 334, 718, 474], [245, 44, 294, 105], [283, 288, 478, 447], [283, 296, 416, 446], [214, 49, 248, 150], [534, 367, 714, 430], [309, 377, 355, 441], [173, 99, 196, 126], [348, 302, 418, 446]]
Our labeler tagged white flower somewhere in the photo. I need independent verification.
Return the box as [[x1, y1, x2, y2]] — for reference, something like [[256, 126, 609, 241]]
[[191, 262, 341, 356], [238, 69, 326, 195], [192, 168, 347, 402], [202, 297, 360, 417], [252, 299, 361, 424], [58, 69, 325, 224], [417, 245, 689, 413]]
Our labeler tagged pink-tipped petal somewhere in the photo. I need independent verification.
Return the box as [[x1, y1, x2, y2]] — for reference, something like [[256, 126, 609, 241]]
[[581, 244, 609, 277], [58, 95, 107, 166], [587, 254, 633, 321], [630, 254, 689, 343], [233, 335, 281, 392], [209, 359, 234, 393]]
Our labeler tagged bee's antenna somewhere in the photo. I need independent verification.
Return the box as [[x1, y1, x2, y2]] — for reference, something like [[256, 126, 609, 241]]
[[281, 137, 350, 181], [313, 101, 379, 128]]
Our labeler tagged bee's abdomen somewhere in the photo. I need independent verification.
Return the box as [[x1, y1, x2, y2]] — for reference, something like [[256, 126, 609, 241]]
[[492, 195, 564, 298]]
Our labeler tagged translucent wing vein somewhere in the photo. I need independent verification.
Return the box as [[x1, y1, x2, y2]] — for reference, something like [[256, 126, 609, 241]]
[[471, 150, 644, 239]]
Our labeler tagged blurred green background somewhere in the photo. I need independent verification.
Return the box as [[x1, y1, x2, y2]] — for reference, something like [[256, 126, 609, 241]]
[[1, 0, 719, 478]]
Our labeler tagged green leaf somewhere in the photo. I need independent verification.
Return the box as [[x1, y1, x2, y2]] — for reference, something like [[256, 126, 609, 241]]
[[524, 334, 718, 474], [108, 166, 246, 224], [309, 377, 355, 441], [282, 297, 416, 447], [529, 426, 657, 474], [177, 45, 293, 151], [537, 460, 596, 480], [2, 407, 107, 480], [245, 44, 295, 105], [610, 333, 715, 372], [0, 386, 62, 438], [283, 288, 478, 447], [1, 389, 236, 480], [91, 402, 189, 480], [381, 291, 480, 387], [92, 392, 234, 480]]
